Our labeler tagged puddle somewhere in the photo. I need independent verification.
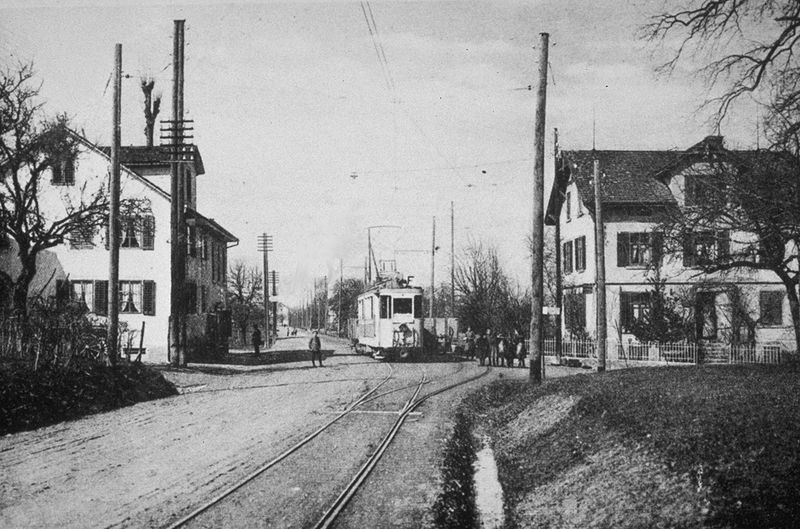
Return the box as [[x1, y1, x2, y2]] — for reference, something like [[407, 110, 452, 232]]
[[473, 437, 505, 528]]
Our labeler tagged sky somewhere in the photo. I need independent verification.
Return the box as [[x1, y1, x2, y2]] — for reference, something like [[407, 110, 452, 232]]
[[0, 0, 764, 305]]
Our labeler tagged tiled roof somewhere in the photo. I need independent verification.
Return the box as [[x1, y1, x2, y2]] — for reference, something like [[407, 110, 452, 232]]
[[545, 136, 737, 224]]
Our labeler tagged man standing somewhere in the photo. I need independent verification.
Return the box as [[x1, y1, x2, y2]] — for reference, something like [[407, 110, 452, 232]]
[[309, 330, 323, 367], [252, 326, 262, 356]]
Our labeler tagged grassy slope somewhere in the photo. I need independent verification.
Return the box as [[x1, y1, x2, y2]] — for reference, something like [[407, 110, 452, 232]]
[[0, 362, 178, 435], [465, 365, 800, 529]]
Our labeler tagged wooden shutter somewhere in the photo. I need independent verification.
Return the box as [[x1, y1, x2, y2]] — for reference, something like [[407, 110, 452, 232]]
[[717, 230, 730, 258], [651, 232, 663, 266], [617, 232, 629, 267], [94, 280, 108, 316], [142, 216, 155, 250], [682, 233, 695, 267], [142, 280, 156, 315]]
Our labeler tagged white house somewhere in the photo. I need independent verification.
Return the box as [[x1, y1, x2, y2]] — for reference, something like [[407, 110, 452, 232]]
[[545, 136, 796, 352], [0, 134, 238, 363]]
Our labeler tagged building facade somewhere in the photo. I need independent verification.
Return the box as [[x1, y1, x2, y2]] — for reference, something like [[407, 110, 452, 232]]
[[546, 136, 796, 351], [0, 134, 237, 363]]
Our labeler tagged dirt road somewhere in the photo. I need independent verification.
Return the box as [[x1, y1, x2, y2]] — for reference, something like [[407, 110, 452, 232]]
[[1, 335, 521, 528]]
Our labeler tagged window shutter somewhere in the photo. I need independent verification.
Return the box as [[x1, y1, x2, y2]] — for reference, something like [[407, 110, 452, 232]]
[[651, 232, 663, 265], [64, 157, 75, 185], [617, 232, 629, 267], [682, 233, 695, 267], [94, 280, 108, 316], [717, 230, 730, 258], [143, 280, 156, 315], [142, 216, 155, 250]]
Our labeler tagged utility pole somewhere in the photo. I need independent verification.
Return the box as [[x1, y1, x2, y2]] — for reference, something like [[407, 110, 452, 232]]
[[338, 258, 343, 337], [529, 32, 549, 383], [367, 230, 372, 284], [430, 216, 436, 319], [168, 20, 187, 367], [594, 159, 607, 372], [271, 270, 278, 335], [450, 201, 455, 318], [258, 234, 273, 346], [554, 128, 563, 365], [107, 43, 122, 367], [322, 275, 328, 332]]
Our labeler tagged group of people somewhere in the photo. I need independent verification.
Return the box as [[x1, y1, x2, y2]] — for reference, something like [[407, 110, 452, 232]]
[[462, 327, 527, 368]]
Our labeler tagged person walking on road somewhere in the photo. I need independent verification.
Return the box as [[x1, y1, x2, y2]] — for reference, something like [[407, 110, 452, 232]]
[[486, 329, 498, 367], [252, 326, 262, 356], [309, 330, 323, 367]]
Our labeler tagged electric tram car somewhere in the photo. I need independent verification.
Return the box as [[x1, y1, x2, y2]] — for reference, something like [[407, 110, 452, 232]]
[[353, 277, 424, 361]]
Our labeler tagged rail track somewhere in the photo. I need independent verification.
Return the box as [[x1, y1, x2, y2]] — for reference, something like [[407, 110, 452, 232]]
[[164, 360, 488, 529]]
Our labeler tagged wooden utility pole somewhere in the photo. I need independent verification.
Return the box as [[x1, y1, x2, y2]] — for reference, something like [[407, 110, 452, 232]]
[[107, 43, 122, 367], [529, 32, 549, 383], [430, 216, 436, 319], [168, 20, 186, 367], [338, 258, 343, 337], [367, 230, 372, 284], [593, 159, 607, 372], [554, 128, 563, 365], [450, 201, 455, 318], [271, 269, 278, 334]]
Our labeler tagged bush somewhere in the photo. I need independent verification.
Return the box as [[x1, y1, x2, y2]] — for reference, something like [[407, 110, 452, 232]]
[[0, 362, 178, 435]]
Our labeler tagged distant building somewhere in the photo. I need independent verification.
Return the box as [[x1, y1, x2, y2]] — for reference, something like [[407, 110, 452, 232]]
[[0, 134, 238, 363], [546, 136, 796, 350]]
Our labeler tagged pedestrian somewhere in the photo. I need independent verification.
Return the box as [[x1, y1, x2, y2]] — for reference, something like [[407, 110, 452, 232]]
[[252, 326, 262, 356], [486, 329, 498, 367], [464, 327, 476, 359], [475, 332, 487, 366], [309, 330, 323, 367]]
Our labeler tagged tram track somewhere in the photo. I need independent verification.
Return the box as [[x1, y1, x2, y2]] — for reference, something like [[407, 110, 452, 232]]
[[164, 361, 487, 529]]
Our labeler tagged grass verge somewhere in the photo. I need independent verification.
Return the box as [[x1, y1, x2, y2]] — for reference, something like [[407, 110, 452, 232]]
[[1, 362, 178, 435], [461, 364, 800, 528]]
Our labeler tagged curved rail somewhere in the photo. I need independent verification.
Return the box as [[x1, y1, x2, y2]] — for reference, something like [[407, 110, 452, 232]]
[[164, 362, 395, 529], [312, 366, 491, 529]]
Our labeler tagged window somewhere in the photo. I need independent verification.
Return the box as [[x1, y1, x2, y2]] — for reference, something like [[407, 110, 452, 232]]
[[414, 295, 422, 318], [394, 297, 413, 315], [380, 295, 391, 318], [69, 225, 96, 249], [115, 215, 154, 250], [120, 281, 143, 313], [51, 156, 75, 185], [562, 241, 573, 274], [70, 280, 94, 311], [684, 175, 722, 207], [565, 191, 572, 221], [575, 236, 586, 272], [200, 285, 207, 313], [620, 292, 650, 332], [683, 230, 729, 267], [201, 237, 208, 260], [141, 216, 155, 250], [760, 291, 784, 326], [617, 232, 661, 267], [95, 280, 108, 316], [577, 195, 584, 216]]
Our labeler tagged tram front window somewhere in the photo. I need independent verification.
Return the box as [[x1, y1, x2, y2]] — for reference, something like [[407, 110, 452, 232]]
[[394, 298, 413, 315], [380, 295, 391, 318]]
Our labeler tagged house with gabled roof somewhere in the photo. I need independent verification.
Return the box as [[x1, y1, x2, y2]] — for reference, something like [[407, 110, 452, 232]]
[[0, 133, 238, 363], [545, 135, 796, 352]]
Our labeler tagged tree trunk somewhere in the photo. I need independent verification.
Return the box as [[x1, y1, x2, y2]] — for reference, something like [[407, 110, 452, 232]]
[[12, 255, 37, 320], [785, 280, 800, 354]]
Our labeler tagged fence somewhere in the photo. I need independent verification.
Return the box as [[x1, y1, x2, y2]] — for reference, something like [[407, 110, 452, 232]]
[[538, 338, 794, 367]]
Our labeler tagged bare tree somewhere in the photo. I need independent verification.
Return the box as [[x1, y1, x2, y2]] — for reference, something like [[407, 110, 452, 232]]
[[328, 277, 365, 333], [643, 0, 800, 128], [226, 260, 263, 345], [454, 241, 511, 333], [0, 64, 117, 319], [656, 152, 800, 348]]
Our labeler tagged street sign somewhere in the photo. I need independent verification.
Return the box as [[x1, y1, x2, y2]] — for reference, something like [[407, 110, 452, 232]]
[[542, 306, 561, 315]]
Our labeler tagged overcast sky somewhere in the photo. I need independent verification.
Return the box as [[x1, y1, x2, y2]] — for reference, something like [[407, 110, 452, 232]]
[[0, 1, 762, 305]]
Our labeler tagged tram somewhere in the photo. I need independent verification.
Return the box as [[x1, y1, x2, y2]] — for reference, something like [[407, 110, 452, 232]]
[[353, 275, 424, 361]]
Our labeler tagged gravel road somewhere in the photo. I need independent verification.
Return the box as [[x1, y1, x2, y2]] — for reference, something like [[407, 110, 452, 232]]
[[1, 334, 524, 528]]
